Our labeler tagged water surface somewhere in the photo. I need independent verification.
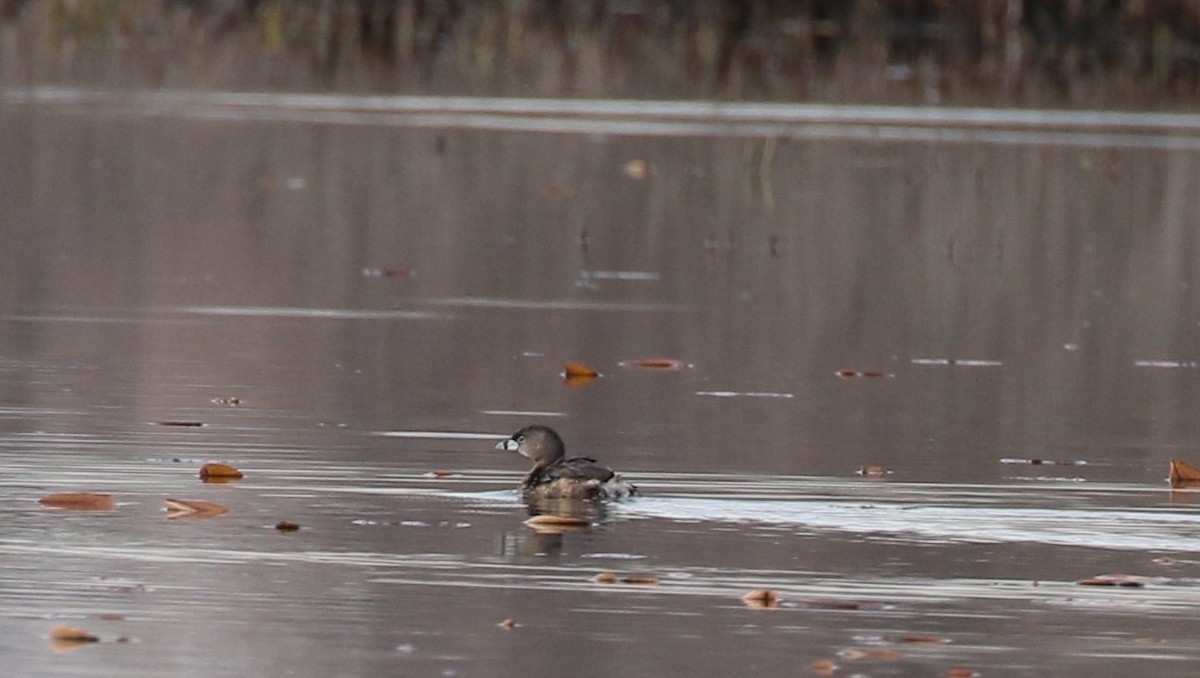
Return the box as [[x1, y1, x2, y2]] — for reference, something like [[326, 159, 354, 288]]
[[4, 90, 1200, 676]]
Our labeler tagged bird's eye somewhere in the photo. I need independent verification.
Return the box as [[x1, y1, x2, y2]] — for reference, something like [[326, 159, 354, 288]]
[[516, 435, 525, 443]]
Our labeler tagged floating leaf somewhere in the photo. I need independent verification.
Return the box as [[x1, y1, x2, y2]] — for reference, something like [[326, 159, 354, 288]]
[[210, 396, 241, 406], [593, 572, 619, 584], [809, 659, 838, 676], [424, 470, 456, 478], [619, 358, 685, 371], [1152, 556, 1176, 565], [563, 374, 598, 388], [898, 634, 949, 644], [1169, 458, 1200, 487], [946, 669, 979, 678], [1076, 574, 1148, 587], [361, 267, 413, 278], [620, 575, 660, 585], [497, 618, 517, 630], [165, 498, 228, 519], [95, 613, 125, 621], [199, 463, 243, 481], [563, 361, 599, 378], [39, 493, 116, 511], [742, 589, 779, 609], [837, 369, 893, 379], [50, 625, 99, 643], [275, 520, 300, 532], [622, 159, 649, 180], [156, 421, 205, 427], [857, 465, 891, 478]]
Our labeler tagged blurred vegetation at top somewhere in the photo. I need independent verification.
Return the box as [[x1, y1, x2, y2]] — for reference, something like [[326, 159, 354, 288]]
[[4, 0, 1200, 107]]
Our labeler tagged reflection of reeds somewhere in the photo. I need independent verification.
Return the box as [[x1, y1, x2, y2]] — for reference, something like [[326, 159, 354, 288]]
[[7, 1, 1200, 103]]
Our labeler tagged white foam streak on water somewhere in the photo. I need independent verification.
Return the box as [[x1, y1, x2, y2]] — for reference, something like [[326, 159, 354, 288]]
[[11, 88, 1200, 149], [615, 496, 1200, 551]]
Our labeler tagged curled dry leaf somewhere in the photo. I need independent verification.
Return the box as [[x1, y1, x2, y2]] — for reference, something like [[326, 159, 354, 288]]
[[593, 572, 619, 584], [40, 493, 117, 511], [620, 575, 660, 585], [857, 465, 892, 478], [497, 618, 517, 631], [619, 358, 685, 371], [165, 498, 228, 519], [563, 361, 599, 378], [50, 625, 99, 643], [742, 589, 779, 609], [1169, 458, 1200, 487], [199, 463, 243, 481], [275, 521, 301, 532], [425, 470, 456, 478]]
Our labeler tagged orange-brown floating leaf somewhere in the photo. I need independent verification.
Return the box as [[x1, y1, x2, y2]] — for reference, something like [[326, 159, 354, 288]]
[[39, 493, 117, 511], [1169, 458, 1200, 487], [497, 618, 518, 630], [563, 374, 598, 388], [809, 659, 838, 676], [620, 575, 660, 585], [619, 358, 685, 371], [425, 470, 456, 478], [564, 361, 599, 378], [623, 159, 649, 180], [156, 421, 205, 427], [593, 572, 619, 584], [210, 396, 242, 406], [275, 520, 301, 532], [50, 625, 99, 643], [837, 369, 893, 379], [165, 498, 228, 519], [199, 463, 243, 481], [946, 669, 979, 678], [1076, 574, 1147, 587], [95, 613, 125, 621], [898, 634, 949, 644], [524, 515, 590, 528], [742, 589, 779, 609], [857, 465, 892, 478]]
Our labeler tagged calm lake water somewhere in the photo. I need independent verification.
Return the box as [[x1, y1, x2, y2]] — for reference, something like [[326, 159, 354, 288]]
[[4, 89, 1200, 677]]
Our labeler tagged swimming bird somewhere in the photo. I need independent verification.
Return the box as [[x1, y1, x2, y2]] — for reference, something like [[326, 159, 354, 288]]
[[497, 425, 636, 500]]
